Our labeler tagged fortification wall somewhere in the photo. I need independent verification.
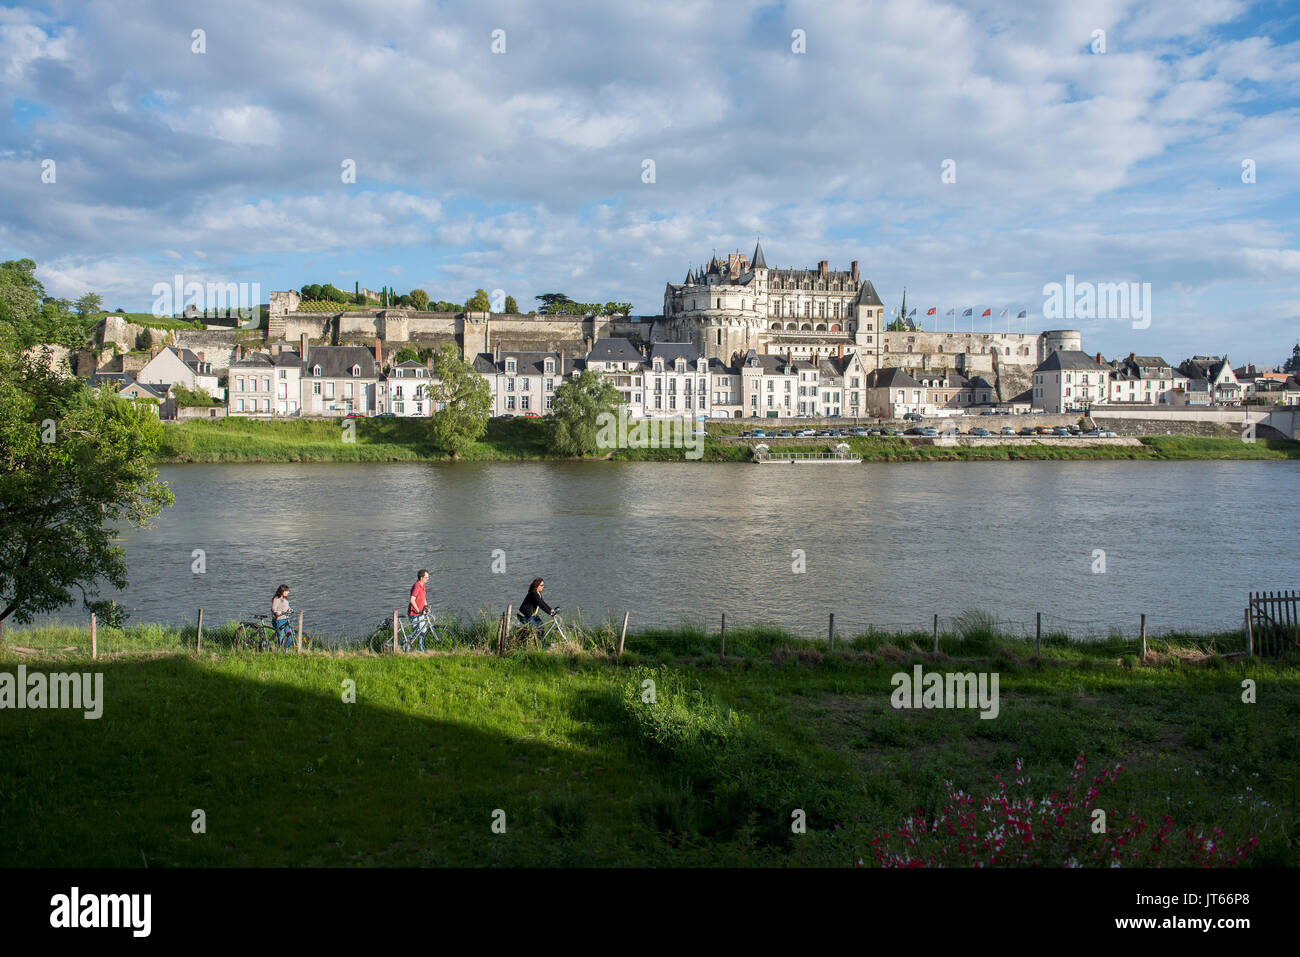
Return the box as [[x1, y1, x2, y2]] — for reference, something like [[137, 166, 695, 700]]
[[172, 330, 248, 372]]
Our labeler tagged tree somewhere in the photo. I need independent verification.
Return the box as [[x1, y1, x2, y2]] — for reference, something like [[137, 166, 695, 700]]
[[1285, 343, 1300, 374], [74, 293, 103, 318], [886, 318, 908, 331], [466, 289, 491, 312], [549, 369, 621, 457], [428, 344, 491, 457], [392, 346, 420, 366], [536, 293, 576, 314], [504, 295, 519, 314], [409, 288, 429, 311], [0, 345, 174, 628]]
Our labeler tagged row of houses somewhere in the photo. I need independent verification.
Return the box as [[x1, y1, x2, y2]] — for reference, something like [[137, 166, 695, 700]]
[[86, 341, 1300, 421]]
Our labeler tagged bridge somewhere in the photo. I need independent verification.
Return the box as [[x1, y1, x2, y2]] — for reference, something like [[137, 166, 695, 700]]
[[1092, 405, 1300, 440]]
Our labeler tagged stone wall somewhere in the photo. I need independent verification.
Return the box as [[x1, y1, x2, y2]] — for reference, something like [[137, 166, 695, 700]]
[[96, 315, 171, 352], [172, 330, 248, 373]]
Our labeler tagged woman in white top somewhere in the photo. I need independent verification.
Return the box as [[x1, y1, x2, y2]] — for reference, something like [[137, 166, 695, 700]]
[[271, 584, 293, 650]]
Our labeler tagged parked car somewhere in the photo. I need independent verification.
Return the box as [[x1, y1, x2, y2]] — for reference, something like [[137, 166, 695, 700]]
[[1000, 427, 1016, 435], [777, 429, 793, 438], [345, 412, 363, 418], [376, 412, 396, 418], [1053, 426, 1071, 436], [1019, 427, 1037, 436], [796, 429, 816, 437], [903, 412, 923, 422], [751, 429, 767, 437], [1097, 429, 1117, 437], [969, 427, 991, 436], [920, 427, 939, 436], [851, 428, 870, 437], [903, 426, 924, 436]]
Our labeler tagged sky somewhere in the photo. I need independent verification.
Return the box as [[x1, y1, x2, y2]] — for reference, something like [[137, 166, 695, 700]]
[[1, 0, 1298, 365]]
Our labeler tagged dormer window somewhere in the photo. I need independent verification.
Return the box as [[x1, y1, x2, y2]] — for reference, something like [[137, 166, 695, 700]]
[[654, 360, 663, 372], [313, 365, 322, 377], [506, 359, 516, 373], [352, 365, 361, 377], [544, 359, 554, 374]]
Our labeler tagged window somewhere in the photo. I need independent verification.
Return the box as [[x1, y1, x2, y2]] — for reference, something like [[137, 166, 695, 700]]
[[544, 378, 553, 391], [236, 377, 245, 391], [521, 395, 530, 410], [261, 399, 269, 412], [313, 382, 321, 395], [262, 377, 270, 391], [506, 378, 515, 391], [506, 395, 515, 410], [236, 398, 244, 411], [326, 383, 335, 399], [506, 359, 516, 373], [545, 396, 554, 410], [544, 360, 554, 374], [313, 365, 321, 377]]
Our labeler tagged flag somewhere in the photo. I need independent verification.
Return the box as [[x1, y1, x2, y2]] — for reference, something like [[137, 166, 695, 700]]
[[981, 308, 991, 317], [962, 308, 972, 316], [927, 307, 937, 316], [908, 309, 916, 317], [999, 309, 1008, 317], [947, 309, 955, 316], [1016, 310, 1027, 318]]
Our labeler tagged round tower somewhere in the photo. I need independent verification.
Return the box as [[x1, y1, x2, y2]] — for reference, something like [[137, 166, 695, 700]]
[[1040, 329, 1082, 362]]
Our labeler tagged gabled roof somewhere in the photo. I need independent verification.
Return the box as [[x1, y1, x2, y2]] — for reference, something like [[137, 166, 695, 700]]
[[867, 367, 922, 389], [649, 343, 701, 367], [303, 346, 381, 378], [1035, 350, 1105, 373], [230, 352, 275, 369], [587, 338, 642, 363], [497, 351, 562, 376]]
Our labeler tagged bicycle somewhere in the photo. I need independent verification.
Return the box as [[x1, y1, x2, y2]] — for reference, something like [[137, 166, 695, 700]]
[[233, 614, 276, 651], [371, 610, 453, 653], [516, 610, 570, 649]]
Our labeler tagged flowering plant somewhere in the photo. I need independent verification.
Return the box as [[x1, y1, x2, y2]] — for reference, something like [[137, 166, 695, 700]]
[[868, 754, 1256, 867]]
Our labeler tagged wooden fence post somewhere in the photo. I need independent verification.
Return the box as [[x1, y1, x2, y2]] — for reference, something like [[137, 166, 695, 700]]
[[1139, 613, 1147, 661], [618, 612, 629, 656], [392, 610, 398, 654], [91, 612, 97, 659], [828, 613, 835, 651], [296, 610, 304, 653], [932, 613, 938, 655], [720, 613, 726, 659], [1035, 612, 1041, 657], [196, 608, 203, 654], [1245, 605, 1253, 657]]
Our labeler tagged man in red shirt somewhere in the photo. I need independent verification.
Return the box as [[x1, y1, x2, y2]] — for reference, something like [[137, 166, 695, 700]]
[[408, 569, 430, 651]]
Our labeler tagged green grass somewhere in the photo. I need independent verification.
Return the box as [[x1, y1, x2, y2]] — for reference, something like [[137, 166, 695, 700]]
[[2, 620, 1297, 866], [156, 417, 1300, 464], [94, 311, 206, 331]]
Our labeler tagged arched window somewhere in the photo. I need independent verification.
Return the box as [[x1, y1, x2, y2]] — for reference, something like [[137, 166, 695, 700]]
[[313, 365, 321, 377], [352, 365, 361, 377]]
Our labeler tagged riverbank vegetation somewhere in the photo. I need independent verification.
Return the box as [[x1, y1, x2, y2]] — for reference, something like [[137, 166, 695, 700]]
[[2, 619, 1295, 866], [153, 415, 1300, 464]]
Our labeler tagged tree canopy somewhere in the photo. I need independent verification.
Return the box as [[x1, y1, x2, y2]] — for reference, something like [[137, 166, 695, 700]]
[[549, 369, 622, 456], [0, 344, 174, 627], [428, 344, 491, 457]]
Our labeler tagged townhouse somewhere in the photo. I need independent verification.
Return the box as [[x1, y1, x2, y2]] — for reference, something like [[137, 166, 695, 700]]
[[300, 341, 383, 416], [228, 351, 303, 417], [1031, 350, 1108, 414], [585, 338, 645, 416], [136, 346, 224, 401], [1104, 354, 1186, 405], [475, 349, 573, 417], [646, 343, 709, 418], [1178, 356, 1242, 406], [388, 359, 439, 417]]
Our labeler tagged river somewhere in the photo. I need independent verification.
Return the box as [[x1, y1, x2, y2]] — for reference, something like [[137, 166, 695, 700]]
[[47, 460, 1300, 640]]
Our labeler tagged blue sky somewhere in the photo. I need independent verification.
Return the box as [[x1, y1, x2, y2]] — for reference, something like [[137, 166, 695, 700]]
[[2, 0, 1298, 364]]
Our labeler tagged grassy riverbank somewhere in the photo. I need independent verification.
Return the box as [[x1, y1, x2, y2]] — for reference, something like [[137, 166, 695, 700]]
[[154, 417, 1300, 464], [2, 620, 1297, 866]]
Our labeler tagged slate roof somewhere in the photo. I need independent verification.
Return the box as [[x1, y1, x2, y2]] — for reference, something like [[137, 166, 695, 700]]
[[854, 280, 883, 307], [587, 338, 643, 363], [1035, 350, 1105, 373], [751, 240, 767, 269], [649, 342, 701, 367], [303, 346, 381, 378], [867, 367, 923, 389]]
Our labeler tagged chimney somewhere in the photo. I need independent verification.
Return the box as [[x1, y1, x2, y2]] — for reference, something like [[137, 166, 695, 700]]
[[559, 347, 565, 370], [850, 261, 859, 282], [1129, 352, 1136, 361], [426, 356, 433, 370], [819, 260, 829, 278], [375, 337, 383, 366], [300, 333, 309, 364], [494, 343, 500, 363], [838, 343, 844, 360], [1096, 352, 1103, 364]]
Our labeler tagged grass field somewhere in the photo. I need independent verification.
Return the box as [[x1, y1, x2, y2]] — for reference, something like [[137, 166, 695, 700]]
[[2, 620, 1296, 867], [154, 416, 1300, 464]]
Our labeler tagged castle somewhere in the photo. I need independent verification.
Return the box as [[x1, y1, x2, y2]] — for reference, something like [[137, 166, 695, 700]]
[[211, 242, 1080, 405]]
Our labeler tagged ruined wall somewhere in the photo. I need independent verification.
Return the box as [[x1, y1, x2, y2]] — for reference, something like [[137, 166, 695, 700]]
[[97, 315, 171, 352], [171, 330, 248, 373]]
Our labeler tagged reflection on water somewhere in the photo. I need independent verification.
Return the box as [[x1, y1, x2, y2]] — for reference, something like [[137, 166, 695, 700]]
[[47, 460, 1300, 640]]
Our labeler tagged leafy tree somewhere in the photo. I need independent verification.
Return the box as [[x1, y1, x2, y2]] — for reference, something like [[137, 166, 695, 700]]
[[504, 295, 519, 314], [431, 300, 460, 313], [74, 293, 103, 318], [134, 329, 150, 352], [536, 293, 576, 314], [409, 288, 429, 311], [428, 344, 491, 458], [170, 384, 220, 407], [602, 302, 633, 315], [886, 318, 908, 331], [466, 289, 491, 312], [1285, 343, 1300, 374], [549, 369, 621, 456], [322, 283, 349, 303], [391, 346, 420, 365], [0, 259, 94, 349], [0, 345, 174, 628]]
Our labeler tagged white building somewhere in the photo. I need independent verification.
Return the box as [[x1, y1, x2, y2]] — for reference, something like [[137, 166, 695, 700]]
[[646, 343, 708, 418], [585, 338, 646, 417], [388, 359, 438, 417], [1032, 350, 1108, 413], [137, 346, 224, 401]]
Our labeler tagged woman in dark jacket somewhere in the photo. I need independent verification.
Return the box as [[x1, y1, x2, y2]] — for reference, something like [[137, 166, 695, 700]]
[[517, 577, 556, 629]]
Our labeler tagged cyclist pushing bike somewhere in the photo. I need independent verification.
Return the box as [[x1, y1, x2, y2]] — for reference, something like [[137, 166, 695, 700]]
[[271, 584, 294, 651], [518, 577, 558, 630], [408, 569, 431, 652]]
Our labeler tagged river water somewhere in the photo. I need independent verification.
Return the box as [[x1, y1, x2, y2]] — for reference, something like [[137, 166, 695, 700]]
[[47, 460, 1300, 640]]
